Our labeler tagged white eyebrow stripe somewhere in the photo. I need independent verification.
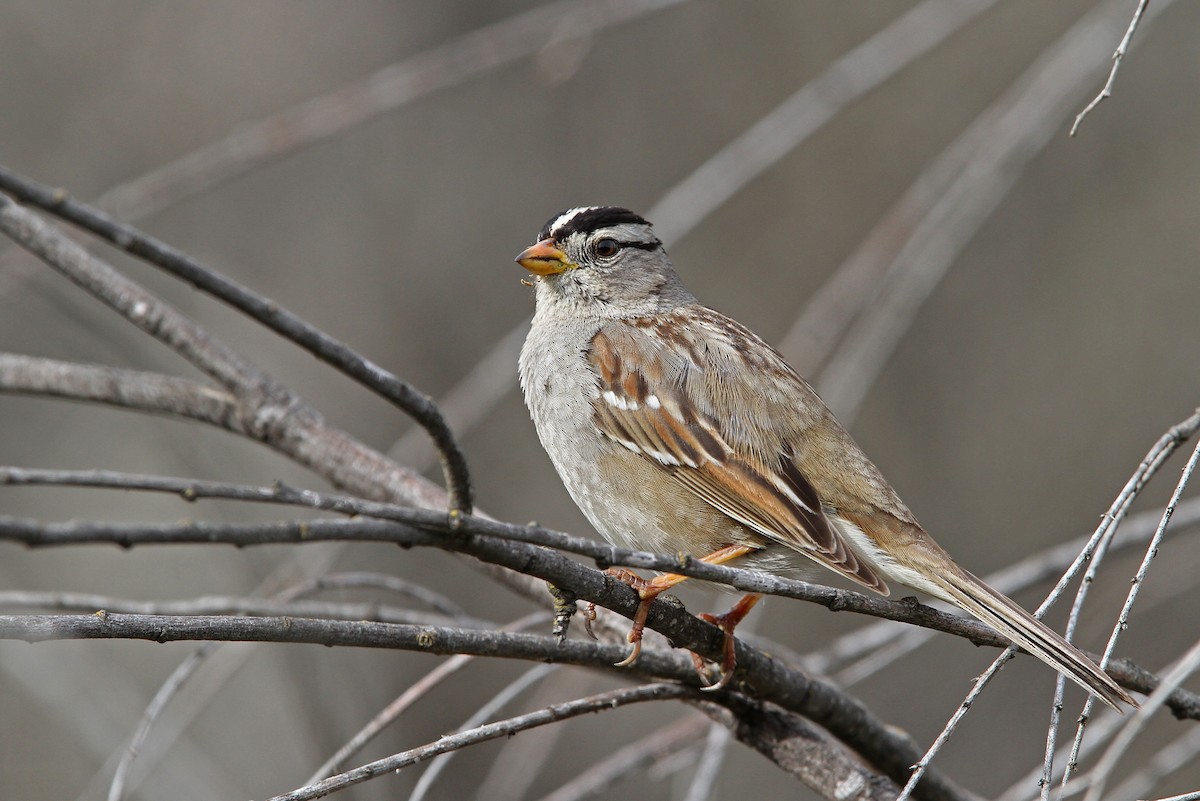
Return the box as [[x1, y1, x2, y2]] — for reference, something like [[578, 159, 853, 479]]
[[549, 207, 600, 238]]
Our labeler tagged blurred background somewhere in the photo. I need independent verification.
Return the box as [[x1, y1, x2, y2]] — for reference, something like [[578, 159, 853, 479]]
[[2, 1, 1199, 799]]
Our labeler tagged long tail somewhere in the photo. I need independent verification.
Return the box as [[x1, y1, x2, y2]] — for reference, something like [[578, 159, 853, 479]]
[[935, 567, 1135, 710]]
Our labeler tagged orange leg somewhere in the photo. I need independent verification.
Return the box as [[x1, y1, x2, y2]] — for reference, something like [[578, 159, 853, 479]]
[[606, 544, 759, 681], [692, 592, 762, 691]]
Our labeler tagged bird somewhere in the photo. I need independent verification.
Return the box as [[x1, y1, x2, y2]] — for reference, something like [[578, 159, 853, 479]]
[[514, 205, 1134, 706]]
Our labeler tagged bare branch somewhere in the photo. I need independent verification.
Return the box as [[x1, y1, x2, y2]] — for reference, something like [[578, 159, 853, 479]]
[[1070, 0, 1152, 136], [899, 406, 1200, 799], [0, 354, 240, 429], [0, 590, 486, 629], [0, 170, 473, 513], [4, 477, 1195, 720], [699, 696, 905, 801], [1081, 636, 1200, 801], [0, 612, 981, 801], [269, 683, 695, 801]]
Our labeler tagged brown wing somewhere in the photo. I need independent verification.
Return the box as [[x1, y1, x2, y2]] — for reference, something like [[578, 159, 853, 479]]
[[588, 319, 888, 594]]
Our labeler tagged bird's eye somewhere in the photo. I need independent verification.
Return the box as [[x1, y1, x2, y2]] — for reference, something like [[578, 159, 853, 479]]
[[594, 238, 620, 258]]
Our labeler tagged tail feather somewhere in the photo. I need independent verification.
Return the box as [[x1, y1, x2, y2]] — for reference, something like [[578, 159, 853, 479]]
[[936, 568, 1135, 710]]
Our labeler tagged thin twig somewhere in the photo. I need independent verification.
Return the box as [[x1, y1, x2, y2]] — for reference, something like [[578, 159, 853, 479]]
[[809, 497, 1200, 683], [408, 664, 559, 801], [898, 407, 1200, 799], [306, 612, 548, 784], [106, 643, 217, 801], [994, 709, 1125, 801], [474, 669, 594, 801], [1070, 0, 1151, 136], [1080, 636, 1200, 801], [1058, 435, 1200, 788], [267, 684, 694, 801], [0, 590, 484, 629], [104, 543, 344, 801]]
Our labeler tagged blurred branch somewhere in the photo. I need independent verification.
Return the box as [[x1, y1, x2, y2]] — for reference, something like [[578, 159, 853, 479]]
[[269, 683, 695, 801], [408, 664, 560, 801], [0, 172, 473, 514], [307, 612, 549, 784], [0, 0, 685, 294], [1070, 0, 1151, 136], [645, 0, 996, 246], [682, 722, 731, 801], [534, 715, 706, 801], [809, 0, 1175, 421], [1107, 723, 1200, 801], [1080, 636, 1200, 801]]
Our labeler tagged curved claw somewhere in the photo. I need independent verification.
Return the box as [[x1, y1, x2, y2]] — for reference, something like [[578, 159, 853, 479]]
[[701, 666, 735, 692], [582, 602, 599, 641], [614, 638, 642, 667]]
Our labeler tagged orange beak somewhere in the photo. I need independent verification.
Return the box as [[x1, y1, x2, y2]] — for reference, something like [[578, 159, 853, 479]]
[[515, 238, 575, 275]]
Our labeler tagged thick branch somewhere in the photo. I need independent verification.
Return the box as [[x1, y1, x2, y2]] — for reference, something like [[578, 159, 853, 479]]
[[700, 696, 903, 801]]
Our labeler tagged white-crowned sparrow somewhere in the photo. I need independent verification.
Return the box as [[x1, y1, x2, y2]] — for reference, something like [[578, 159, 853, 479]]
[[515, 206, 1133, 706]]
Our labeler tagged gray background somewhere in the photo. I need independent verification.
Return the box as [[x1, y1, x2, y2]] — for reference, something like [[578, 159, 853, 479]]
[[2, 2, 1198, 799]]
